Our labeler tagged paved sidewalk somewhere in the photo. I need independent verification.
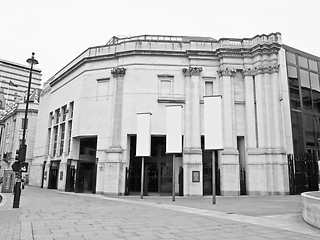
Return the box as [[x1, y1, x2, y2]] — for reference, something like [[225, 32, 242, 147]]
[[1, 187, 320, 239]]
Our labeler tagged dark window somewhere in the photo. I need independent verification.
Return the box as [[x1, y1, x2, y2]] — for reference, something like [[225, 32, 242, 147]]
[[291, 111, 304, 154], [290, 87, 300, 110], [302, 88, 312, 111], [313, 91, 320, 114]]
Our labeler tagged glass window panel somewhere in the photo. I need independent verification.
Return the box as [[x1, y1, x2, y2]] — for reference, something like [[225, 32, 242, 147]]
[[309, 59, 318, 72], [287, 66, 298, 78], [298, 56, 308, 68], [290, 87, 300, 110], [310, 73, 320, 91], [286, 52, 296, 65], [304, 114, 315, 132], [312, 91, 320, 114], [302, 88, 312, 111], [300, 69, 310, 88]]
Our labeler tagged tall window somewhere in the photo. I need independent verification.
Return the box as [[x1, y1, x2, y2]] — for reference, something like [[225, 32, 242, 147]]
[[55, 109, 60, 124], [69, 102, 74, 119], [47, 128, 51, 156], [53, 126, 58, 156], [62, 105, 67, 122], [59, 124, 65, 155], [67, 121, 72, 154]]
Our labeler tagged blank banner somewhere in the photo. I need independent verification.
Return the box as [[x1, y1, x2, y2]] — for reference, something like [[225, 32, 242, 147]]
[[204, 96, 223, 150], [136, 112, 152, 157], [166, 105, 183, 154]]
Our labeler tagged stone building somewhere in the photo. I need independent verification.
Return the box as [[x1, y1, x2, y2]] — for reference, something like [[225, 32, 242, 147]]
[[30, 33, 318, 196], [0, 102, 39, 183]]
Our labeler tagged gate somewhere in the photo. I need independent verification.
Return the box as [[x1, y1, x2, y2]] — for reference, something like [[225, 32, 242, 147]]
[[287, 153, 319, 194]]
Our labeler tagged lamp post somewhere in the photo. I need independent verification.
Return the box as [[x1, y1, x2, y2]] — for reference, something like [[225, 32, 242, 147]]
[[13, 52, 38, 208]]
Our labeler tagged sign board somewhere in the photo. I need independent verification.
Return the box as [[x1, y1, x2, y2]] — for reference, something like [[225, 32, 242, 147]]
[[136, 112, 152, 157], [12, 161, 20, 172], [21, 162, 29, 172], [204, 96, 223, 150], [166, 105, 183, 154]]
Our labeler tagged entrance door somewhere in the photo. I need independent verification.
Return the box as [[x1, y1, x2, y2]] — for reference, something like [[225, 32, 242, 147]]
[[48, 165, 59, 189], [75, 162, 95, 193], [129, 136, 173, 195]]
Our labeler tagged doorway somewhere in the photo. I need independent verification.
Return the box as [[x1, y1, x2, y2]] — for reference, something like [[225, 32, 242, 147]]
[[74, 137, 97, 193], [128, 136, 174, 195], [201, 136, 220, 196], [48, 161, 60, 189]]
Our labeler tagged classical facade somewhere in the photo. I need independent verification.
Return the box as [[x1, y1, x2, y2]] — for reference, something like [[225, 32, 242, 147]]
[[30, 33, 303, 196]]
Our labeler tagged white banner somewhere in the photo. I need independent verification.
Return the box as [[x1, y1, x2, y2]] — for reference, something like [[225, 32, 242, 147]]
[[136, 112, 152, 157], [166, 105, 183, 154], [204, 96, 223, 150]]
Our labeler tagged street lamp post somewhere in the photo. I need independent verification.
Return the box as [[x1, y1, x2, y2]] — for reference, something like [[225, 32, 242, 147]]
[[13, 52, 38, 208]]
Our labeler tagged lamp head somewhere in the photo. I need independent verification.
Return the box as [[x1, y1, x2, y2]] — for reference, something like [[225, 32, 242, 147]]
[[26, 52, 39, 66]]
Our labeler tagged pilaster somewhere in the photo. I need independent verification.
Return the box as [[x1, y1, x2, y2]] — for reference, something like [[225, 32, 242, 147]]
[[104, 67, 126, 195], [182, 66, 203, 196], [217, 68, 240, 196], [242, 69, 257, 149]]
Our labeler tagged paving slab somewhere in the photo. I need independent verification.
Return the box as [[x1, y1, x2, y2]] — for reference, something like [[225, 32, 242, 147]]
[[1, 187, 320, 239]]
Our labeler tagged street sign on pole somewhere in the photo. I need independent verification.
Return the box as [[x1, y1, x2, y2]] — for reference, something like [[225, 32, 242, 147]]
[[21, 162, 29, 172]]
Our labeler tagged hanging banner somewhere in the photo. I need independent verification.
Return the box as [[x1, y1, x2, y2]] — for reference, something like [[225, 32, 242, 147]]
[[204, 95, 223, 150], [166, 105, 183, 153], [136, 112, 152, 157]]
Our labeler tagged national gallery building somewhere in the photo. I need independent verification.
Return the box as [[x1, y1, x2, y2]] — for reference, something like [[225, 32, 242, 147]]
[[29, 33, 320, 196]]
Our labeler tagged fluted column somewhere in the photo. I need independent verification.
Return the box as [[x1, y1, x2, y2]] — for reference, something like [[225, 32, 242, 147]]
[[182, 66, 203, 196]]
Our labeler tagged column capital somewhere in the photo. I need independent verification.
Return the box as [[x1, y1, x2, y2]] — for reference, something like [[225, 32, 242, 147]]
[[111, 67, 126, 77], [248, 64, 280, 75], [242, 68, 255, 76], [217, 68, 236, 77], [182, 66, 203, 77]]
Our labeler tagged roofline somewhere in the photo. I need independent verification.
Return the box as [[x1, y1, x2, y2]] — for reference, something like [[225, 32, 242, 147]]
[[0, 59, 42, 74], [282, 44, 320, 60]]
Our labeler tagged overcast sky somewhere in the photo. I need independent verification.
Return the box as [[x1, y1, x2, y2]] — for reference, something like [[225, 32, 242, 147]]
[[1, 0, 320, 82]]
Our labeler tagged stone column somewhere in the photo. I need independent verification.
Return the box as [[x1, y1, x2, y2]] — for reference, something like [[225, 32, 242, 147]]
[[217, 68, 239, 196], [104, 67, 126, 195], [182, 66, 203, 196]]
